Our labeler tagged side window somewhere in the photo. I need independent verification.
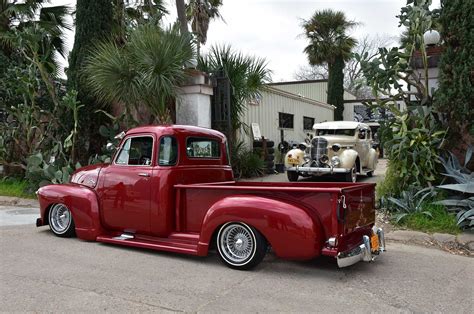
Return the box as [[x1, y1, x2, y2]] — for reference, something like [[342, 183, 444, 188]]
[[186, 137, 220, 158], [115, 136, 153, 166], [159, 136, 178, 166]]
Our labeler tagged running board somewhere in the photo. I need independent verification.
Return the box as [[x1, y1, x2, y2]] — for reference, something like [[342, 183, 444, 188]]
[[96, 234, 199, 255], [113, 233, 134, 240]]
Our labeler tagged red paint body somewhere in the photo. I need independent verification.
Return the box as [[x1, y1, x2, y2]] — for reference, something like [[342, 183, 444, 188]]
[[37, 125, 376, 261]]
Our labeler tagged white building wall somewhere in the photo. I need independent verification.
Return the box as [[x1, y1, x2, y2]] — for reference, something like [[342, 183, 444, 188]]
[[239, 87, 334, 147], [269, 81, 357, 103]]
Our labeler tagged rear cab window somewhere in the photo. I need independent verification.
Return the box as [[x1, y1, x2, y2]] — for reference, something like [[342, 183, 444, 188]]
[[186, 137, 221, 159]]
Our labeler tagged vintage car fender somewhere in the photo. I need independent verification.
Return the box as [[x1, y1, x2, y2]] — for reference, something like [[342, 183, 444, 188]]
[[284, 148, 305, 168], [199, 195, 324, 260], [338, 149, 359, 169], [37, 184, 104, 241], [367, 148, 378, 170]]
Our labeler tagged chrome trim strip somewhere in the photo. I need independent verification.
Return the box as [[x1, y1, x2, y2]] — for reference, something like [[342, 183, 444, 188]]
[[287, 166, 351, 173]]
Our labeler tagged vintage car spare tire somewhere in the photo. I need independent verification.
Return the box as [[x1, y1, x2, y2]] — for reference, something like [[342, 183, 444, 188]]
[[48, 203, 76, 238], [253, 140, 275, 148], [217, 222, 267, 270]]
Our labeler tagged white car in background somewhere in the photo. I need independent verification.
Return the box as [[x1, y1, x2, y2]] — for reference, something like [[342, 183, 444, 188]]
[[285, 121, 378, 182]]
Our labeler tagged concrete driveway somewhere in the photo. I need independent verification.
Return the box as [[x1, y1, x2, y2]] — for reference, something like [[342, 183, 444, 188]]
[[0, 213, 472, 312]]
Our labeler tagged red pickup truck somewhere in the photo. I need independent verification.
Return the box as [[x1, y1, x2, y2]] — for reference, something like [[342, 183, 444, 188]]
[[37, 125, 385, 270]]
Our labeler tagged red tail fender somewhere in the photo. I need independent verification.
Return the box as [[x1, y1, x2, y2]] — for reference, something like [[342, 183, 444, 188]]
[[37, 184, 104, 241], [199, 195, 324, 260]]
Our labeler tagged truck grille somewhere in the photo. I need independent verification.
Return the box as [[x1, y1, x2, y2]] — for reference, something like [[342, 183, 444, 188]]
[[311, 137, 328, 166]]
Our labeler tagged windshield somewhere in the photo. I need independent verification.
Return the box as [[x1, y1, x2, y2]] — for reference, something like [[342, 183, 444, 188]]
[[316, 129, 355, 136]]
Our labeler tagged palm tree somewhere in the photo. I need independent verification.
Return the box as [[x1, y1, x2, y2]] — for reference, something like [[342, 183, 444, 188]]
[[0, 0, 71, 70], [186, 0, 222, 55], [83, 24, 194, 124], [0, 0, 71, 108], [198, 44, 271, 137], [302, 9, 357, 120]]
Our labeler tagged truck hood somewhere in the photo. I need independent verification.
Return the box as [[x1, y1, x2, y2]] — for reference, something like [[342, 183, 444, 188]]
[[70, 163, 108, 188]]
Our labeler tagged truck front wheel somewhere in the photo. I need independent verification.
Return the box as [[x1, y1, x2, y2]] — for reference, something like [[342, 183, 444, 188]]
[[287, 171, 299, 182], [48, 203, 76, 238], [217, 222, 267, 270]]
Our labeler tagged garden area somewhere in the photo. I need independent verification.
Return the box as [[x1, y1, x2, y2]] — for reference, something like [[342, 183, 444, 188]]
[[0, 0, 473, 236]]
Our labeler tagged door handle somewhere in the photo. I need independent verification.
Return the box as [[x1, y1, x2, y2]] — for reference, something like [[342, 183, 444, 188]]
[[138, 173, 150, 177]]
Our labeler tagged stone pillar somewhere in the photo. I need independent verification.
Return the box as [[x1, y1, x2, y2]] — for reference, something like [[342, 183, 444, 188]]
[[176, 70, 213, 128]]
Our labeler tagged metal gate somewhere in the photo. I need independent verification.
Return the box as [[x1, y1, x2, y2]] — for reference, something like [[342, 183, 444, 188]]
[[210, 70, 232, 140]]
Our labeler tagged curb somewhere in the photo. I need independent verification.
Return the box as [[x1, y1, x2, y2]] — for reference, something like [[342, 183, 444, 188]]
[[0, 196, 39, 207], [385, 230, 474, 256]]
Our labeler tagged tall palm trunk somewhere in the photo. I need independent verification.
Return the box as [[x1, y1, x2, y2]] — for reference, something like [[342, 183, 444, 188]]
[[175, 0, 188, 34]]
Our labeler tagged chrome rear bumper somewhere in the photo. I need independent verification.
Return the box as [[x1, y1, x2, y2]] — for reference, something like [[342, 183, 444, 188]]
[[286, 166, 351, 174], [337, 228, 386, 268]]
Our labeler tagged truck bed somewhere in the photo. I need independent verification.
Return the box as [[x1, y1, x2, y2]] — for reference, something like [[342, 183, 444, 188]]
[[175, 181, 376, 253]]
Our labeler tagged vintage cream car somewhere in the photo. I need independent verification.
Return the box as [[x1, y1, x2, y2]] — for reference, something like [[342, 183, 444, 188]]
[[285, 121, 378, 182]]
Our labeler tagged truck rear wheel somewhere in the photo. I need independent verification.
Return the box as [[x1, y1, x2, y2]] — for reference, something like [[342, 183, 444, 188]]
[[287, 170, 299, 182], [217, 222, 267, 270]]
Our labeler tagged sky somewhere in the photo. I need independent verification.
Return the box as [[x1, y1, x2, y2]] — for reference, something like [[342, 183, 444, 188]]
[[55, 0, 441, 81]]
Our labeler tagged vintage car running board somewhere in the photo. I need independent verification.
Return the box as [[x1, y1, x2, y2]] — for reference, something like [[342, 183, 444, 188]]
[[96, 235, 200, 255]]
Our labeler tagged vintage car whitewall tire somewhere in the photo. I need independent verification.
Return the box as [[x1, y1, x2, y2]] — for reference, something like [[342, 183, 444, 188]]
[[345, 167, 357, 183], [287, 170, 299, 182], [48, 203, 76, 238], [217, 222, 267, 270]]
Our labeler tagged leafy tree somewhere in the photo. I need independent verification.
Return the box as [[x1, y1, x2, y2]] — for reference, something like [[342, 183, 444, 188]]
[[83, 24, 194, 124], [198, 45, 271, 139], [435, 0, 474, 155], [357, 0, 445, 197], [302, 9, 357, 120]]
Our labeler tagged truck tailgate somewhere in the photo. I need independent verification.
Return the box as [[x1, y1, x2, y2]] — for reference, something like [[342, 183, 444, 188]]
[[341, 184, 376, 234]]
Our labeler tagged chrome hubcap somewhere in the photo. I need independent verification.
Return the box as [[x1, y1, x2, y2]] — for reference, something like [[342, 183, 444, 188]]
[[219, 223, 255, 265], [50, 204, 71, 234]]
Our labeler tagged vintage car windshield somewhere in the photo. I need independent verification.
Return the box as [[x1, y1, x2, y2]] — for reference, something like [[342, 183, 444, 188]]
[[316, 129, 355, 136]]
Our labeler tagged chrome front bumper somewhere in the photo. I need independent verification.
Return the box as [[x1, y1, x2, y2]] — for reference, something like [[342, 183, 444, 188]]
[[337, 228, 386, 268], [286, 166, 351, 174]]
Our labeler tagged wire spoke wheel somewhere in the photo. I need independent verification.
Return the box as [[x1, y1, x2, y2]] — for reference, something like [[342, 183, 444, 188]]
[[48, 203, 75, 237], [217, 222, 267, 270]]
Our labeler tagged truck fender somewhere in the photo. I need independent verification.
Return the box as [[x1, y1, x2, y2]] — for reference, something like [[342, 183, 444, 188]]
[[37, 184, 104, 241], [367, 148, 378, 170], [339, 149, 358, 169], [199, 195, 323, 260]]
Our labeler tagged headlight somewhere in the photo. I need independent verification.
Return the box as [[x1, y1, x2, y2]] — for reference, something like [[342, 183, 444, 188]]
[[331, 156, 340, 167], [319, 155, 329, 164], [332, 143, 341, 152]]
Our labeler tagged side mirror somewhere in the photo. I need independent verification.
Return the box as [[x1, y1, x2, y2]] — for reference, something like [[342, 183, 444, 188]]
[[106, 142, 116, 151]]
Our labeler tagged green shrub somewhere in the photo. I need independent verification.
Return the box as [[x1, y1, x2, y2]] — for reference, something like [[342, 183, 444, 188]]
[[0, 178, 35, 198], [398, 202, 460, 235], [231, 141, 264, 179]]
